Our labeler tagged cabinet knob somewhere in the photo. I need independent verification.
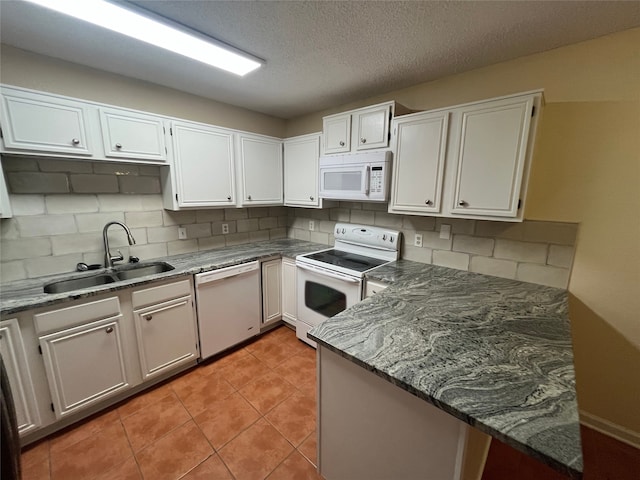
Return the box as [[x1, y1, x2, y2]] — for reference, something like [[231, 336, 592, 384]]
[[459, 201, 468, 207], [309, 196, 314, 201], [360, 138, 367, 144], [105, 326, 114, 334], [227, 196, 232, 201], [425, 200, 433, 206], [145, 315, 153, 321], [339, 141, 345, 147], [71, 138, 80, 145], [115, 143, 122, 149], [247, 195, 252, 200]]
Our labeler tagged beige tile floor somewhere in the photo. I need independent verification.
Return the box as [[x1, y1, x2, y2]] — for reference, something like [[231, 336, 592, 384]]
[[21, 325, 322, 480]]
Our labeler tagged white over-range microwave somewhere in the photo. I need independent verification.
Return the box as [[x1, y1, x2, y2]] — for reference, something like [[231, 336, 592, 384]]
[[319, 150, 391, 202]]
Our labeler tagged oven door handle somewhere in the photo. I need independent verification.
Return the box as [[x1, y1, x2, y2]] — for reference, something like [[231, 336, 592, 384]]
[[297, 263, 360, 283]]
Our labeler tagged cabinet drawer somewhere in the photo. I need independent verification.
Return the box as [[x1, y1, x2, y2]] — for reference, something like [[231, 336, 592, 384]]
[[34, 297, 121, 335], [132, 278, 192, 309]]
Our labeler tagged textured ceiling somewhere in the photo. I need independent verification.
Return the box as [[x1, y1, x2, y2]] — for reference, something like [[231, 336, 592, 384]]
[[1, 1, 639, 119]]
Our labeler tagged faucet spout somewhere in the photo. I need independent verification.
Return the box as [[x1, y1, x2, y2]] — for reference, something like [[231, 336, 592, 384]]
[[103, 221, 136, 269]]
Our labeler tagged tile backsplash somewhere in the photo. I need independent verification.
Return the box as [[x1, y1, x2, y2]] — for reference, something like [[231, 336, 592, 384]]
[[0, 157, 578, 289], [287, 201, 578, 289], [0, 157, 287, 283]]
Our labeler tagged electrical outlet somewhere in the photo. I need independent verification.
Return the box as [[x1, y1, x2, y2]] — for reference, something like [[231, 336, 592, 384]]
[[414, 233, 423, 247], [178, 227, 187, 240], [222, 223, 229, 234], [309, 220, 315, 231], [439, 224, 451, 240]]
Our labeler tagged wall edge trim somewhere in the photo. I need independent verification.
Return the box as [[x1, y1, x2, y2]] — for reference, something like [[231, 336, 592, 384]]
[[579, 409, 640, 449]]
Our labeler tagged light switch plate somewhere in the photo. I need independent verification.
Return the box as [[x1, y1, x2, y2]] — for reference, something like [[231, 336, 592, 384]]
[[178, 227, 187, 240], [439, 224, 451, 240]]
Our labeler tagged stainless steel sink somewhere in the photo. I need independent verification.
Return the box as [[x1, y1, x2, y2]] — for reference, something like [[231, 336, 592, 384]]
[[43, 262, 175, 293], [43, 274, 117, 294], [113, 262, 175, 280]]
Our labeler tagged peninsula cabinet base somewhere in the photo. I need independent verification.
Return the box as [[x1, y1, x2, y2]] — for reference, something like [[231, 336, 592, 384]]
[[318, 347, 470, 480]]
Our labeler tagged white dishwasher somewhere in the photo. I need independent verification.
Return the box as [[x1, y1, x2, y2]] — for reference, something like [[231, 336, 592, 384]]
[[195, 261, 261, 359]]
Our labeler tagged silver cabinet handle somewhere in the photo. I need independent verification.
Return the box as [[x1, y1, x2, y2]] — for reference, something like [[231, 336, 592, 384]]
[[72, 138, 80, 145], [309, 196, 314, 201], [459, 201, 468, 207], [425, 200, 433, 206], [360, 138, 366, 144], [145, 315, 153, 321], [227, 196, 232, 201], [115, 143, 122, 149], [339, 141, 345, 147], [247, 195, 252, 200], [105, 327, 114, 334]]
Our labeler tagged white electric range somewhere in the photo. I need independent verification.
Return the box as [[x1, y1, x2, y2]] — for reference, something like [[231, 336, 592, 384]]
[[295, 223, 401, 347]]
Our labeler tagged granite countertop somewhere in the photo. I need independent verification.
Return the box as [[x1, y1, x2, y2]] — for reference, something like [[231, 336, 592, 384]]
[[0, 239, 326, 316], [309, 259, 583, 478]]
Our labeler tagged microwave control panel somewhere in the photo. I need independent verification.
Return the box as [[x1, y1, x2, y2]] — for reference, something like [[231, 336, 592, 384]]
[[370, 166, 383, 193]]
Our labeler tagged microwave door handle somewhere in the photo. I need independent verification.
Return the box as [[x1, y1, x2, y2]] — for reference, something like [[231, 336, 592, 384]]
[[297, 263, 360, 283], [364, 165, 370, 195]]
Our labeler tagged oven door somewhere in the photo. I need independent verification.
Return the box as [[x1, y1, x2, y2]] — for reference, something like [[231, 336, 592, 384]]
[[296, 262, 362, 347]]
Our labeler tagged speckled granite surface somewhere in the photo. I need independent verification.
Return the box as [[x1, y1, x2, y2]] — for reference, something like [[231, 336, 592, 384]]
[[0, 239, 326, 315], [309, 259, 583, 478]]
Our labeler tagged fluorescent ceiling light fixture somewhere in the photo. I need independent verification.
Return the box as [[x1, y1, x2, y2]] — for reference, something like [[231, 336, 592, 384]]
[[23, 0, 263, 76]]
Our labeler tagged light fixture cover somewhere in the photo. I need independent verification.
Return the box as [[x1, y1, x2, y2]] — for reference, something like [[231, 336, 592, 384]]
[[24, 0, 263, 76]]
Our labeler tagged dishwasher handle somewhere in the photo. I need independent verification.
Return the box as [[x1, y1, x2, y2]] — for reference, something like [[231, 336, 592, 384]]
[[196, 261, 259, 285]]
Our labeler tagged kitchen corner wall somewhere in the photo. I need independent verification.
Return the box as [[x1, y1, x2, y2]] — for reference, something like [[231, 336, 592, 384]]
[[287, 202, 577, 289], [0, 156, 288, 283]]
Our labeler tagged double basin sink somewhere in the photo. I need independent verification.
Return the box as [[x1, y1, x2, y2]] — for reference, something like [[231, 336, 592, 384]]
[[43, 262, 175, 294]]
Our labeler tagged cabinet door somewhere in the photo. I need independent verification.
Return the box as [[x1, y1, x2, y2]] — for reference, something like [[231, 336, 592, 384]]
[[364, 280, 388, 299], [284, 134, 321, 207], [451, 97, 534, 217], [239, 135, 283, 205], [99, 108, 167, 162], [281, 258, 297, 326], [262, 259, 282, 325], [355, 104, 391, 151], [172, 122, 236, 207], [39, 316, 129, 418], [323, 114, 351, 154], [389, 112, 449, 215], [0, 319, 41, 435], [133, 295, 198, 380], [1, 88, 93, 155]]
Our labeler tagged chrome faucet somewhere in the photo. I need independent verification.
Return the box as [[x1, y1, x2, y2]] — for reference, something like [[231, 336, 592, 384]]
[[103, 221, 136, 268]]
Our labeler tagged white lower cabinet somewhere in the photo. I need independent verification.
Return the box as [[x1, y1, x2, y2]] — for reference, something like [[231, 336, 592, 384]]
[[0, 318, 41, 434], [281, 257, 297, 327], [132, 279, 198, 380], [364, 279, 388, 299], [262, 259, 283, 325], [35, 297, 131, 419]]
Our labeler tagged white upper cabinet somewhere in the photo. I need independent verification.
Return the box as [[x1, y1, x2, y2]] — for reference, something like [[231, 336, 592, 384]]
[[323, 101, 406, 155], [323, 115, 351, 154], [450, 96, 535, 218], [354, 104, 392, 151], [168, 121, 236, 208], [389, 111, 449, 215], [99, 107, 167, 162], [1, 87, 93, 156], [237, 134, 283, 206], [388, 91, 542, 222], [284, 133, 321, 207]]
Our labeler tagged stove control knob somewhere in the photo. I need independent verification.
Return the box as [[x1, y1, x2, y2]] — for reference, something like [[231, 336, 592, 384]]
[[390, 236, 394, 242], [341, 228, 346, 234], [336, 228, 339, 234], [382, 234, 387, 240]]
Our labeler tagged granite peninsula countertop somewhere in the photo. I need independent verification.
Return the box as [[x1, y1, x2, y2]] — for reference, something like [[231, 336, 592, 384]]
[[0, 238, 326, 315], [310, 259, 583, 478]]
